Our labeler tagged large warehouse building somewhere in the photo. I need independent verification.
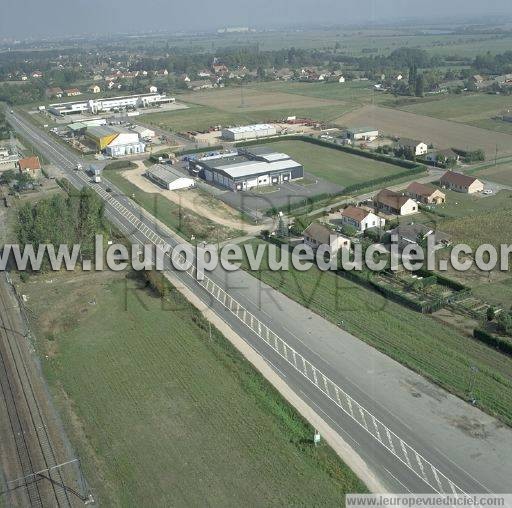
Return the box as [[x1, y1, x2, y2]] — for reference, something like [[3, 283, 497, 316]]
[[221, 124, 277, 141], [47, 93, 175, 116], [145, 164, 195, 190], [189, 146, 303, 191], [85, 126, 145, 156]]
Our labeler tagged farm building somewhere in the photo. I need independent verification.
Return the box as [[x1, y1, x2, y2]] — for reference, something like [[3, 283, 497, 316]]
[[145, 165, 195, 190], [221, 124, 277, 141], [405, 182, 446, 204], [189, 146, 303, 191], [346, 127, 379, 142], [303, 223, 351, 255], [439, 171, 484, 194], [373, 189, 418, 216], [340, 205, 385, 232]]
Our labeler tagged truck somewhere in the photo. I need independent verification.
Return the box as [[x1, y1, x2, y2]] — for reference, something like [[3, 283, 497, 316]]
[[93, 175, 101, 183]]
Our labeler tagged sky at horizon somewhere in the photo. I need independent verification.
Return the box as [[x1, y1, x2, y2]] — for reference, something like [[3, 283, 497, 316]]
[[2, 0, 512, 39]]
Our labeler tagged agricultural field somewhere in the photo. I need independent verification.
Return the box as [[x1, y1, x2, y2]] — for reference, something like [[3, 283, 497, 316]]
[[180, 87, 343, 113], [248, 81, 381, 105], [258, 140, 406, 187], [398, 94, 512, 124], [141, 101, 349, 133], [21, 269, 365, 506], [471, 161, 512, 186], [336, 105, 512, 159], [240, 240, 512, 426]]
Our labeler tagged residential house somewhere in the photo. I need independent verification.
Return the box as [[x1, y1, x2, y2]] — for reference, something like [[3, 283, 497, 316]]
[[45, 87, 63, 98], [337, 75, 346, 83], [439, 171, 484, 194], [396, 138, 428, 156], [188, 80, 214, 91], [148, 85, 158, 93], [425, 149, 460, 165], [374, 189, 418, 216], [212, 64, 229, 75], [197, 70, 211, 78], [303, 223, 351, 255], [390, 223, 451, 251], [64, 88, 81, 97], [340, 205, 385, 232], [31, 71, 42, 78], [88, 84, 101, 94], [17, 156, 42, 179], [405, 182, 446, 204]]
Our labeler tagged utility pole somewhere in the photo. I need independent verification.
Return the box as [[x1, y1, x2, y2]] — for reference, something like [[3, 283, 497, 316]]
[[468, 365, 479, 405]]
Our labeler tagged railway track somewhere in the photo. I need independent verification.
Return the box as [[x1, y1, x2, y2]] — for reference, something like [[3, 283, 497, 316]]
[[0, 275, 73, 507]]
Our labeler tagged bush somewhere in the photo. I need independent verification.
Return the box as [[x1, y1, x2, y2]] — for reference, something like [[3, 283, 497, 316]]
[[103, 160, 137, 171], [473, 329, 512, 356]]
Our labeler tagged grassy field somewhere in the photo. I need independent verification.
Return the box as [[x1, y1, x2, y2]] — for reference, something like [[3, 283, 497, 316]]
[[142, 101, 351, 133], [240, 240, 512, 426], [258, 140, 406, 187], [104, 169, 242, 243], [23, 270, 366, 506]]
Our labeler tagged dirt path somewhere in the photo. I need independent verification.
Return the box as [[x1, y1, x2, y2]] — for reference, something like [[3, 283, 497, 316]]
[[121, 162, 264, 234]]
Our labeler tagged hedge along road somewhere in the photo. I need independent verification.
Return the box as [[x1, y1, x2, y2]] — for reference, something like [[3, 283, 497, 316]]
[[8, 109, 512, 496]]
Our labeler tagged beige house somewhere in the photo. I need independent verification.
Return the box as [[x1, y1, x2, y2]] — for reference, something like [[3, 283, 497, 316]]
[[374, 189, 418, 216], [397, 138, 428, 156], [88, 84, 101, 94], [406, 182, 446, 204], [340, 205, 385, 232], [303, 223, 351, 255], [439, 171, 484, 194]]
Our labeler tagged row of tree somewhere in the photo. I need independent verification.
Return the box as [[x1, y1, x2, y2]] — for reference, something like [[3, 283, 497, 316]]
[[16, 187, 105, 268]]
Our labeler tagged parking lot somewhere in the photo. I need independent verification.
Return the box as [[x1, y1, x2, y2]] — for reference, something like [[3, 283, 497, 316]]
[[215, 172, 343, 220]]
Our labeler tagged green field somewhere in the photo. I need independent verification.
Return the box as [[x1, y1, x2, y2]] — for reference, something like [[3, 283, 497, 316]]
[[248, 81, 380, 104], [104, 169, 242, 243], [240, 240, 512, 426], [23, 270, 365, 505], [142, 102, 350, 133], [260, 140, 406, 187]]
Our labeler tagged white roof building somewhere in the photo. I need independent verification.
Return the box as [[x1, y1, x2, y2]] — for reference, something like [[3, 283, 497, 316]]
[[221, 124, 277, 141], [145, 164, 195, 190], [131, 125, 155, 139]]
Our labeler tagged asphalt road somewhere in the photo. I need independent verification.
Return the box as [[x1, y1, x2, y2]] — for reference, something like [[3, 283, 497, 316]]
[[7, 109, 512, 497]]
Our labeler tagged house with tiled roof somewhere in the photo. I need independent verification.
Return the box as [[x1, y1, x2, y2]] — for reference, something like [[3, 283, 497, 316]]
[[340, 205, 385, 232], [405, 182, 446, 204], [374, 189, 418, 216], [17, 156, 42, 179], [303, 223, 351, 255], [439, 171, 484, 194]]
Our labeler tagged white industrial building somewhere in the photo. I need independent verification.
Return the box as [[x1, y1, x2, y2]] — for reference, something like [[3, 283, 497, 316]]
[[145, 164, 195, 190], [131, 125, 155, 140], [189, 146, 303, 191], [105, 131, 145, 157], [221, 124, 277, 141], [346, 127, 379, 142], [47, 93, 175, 116]]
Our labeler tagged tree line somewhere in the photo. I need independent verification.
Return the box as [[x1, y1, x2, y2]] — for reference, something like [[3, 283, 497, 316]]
[[16, 186, 105, 270]]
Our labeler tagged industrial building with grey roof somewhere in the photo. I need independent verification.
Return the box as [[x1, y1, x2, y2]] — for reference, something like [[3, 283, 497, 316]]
[[189, 146, 303, 191]]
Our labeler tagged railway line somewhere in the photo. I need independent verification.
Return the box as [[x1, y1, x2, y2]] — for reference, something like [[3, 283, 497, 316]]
[[0, 276, 73, 507]]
